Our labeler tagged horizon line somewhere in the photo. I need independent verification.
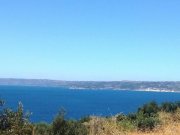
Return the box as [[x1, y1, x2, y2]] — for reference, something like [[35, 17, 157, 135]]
[[0, 77, 180, 82]]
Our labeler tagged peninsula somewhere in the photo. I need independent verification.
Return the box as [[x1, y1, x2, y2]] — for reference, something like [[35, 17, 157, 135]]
[[0, 78, 180, 92]]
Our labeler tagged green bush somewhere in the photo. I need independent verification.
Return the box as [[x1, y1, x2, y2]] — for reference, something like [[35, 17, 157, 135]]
[[117, 102, 162, 131], [116, 114, 127, 122], [135, 102, 160, 131], [117, 114, 136, 131], [79, 116, 91, 123], [127, 113, 137, 121], [52, 110, 88, 135], [138, 101, 159, 117], [34, 122, 51, 135], [66, 121, 88, 135], [0, 100, 33, 135], [160, 102, 178, 113], [118, 119, 136, 131], [136, 117, 159, 131]]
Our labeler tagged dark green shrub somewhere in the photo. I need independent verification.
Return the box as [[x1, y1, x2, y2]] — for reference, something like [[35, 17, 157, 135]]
[[66, 121, 88, 135], [52, 111, 67, 135], [79, 116, 91, 123], [52, 110, 88, 135], [161, 102, 178, 113], [34, 122, 51, 135], [117, 113, 136, 131], [127, 113, 137, 121], [118, 120, 136, 131], [116, 114, 127, 122], [138, 101, 159, 117], [0, 101, 33, 135], [136, 117, 159, 131]]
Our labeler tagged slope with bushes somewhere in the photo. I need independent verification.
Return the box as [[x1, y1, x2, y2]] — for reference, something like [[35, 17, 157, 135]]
[[0, 99, 180, 135]]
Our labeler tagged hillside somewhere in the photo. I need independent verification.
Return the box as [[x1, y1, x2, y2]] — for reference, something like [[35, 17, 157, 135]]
[[0, 100, 180, 135], [0, 78, 180, 92]]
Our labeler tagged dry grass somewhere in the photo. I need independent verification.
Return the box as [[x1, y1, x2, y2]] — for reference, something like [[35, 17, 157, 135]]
[[86, 109, 180, 135], [87, 117, 126, 135], [129, 123, 180, 135]]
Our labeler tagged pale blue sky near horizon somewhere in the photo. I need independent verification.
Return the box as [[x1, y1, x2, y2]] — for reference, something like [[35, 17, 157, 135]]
[[0, 0, 180, 81]]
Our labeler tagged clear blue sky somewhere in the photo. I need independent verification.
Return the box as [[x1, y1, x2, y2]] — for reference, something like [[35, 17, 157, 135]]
[[0, 0, 180, 81]]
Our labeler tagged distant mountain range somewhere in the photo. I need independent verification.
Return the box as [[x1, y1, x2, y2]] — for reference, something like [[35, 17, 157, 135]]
[[0, 78, 180, 92]]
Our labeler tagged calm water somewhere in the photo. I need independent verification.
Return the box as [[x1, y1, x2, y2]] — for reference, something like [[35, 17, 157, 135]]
[[0, 85, 180, 123]]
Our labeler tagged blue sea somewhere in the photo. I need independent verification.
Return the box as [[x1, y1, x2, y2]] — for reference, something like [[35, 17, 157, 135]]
[[0, 85, 180, 123]]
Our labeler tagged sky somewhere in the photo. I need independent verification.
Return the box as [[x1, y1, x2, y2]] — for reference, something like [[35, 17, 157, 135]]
[[0, 0, 180, 81]]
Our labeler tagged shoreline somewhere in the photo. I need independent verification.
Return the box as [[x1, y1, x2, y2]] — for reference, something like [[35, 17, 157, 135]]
[[0, 84, 180, 93], [69, 87, 180, 93]]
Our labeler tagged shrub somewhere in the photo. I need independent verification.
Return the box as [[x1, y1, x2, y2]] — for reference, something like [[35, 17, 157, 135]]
[[118, 119, 136, 131], [116, 114, 127, 122], [52, 110, 88, 135], [127, 113, 137, 121], [79, 116, 91, 123], [136, 117, 159, 131], [116, 114, 136, 131], [66, 121, 88, 135], [34, 122, 51, 135], [160, 102, 178, 113], [138, 101, 159, 117], [136, 102, 160, 131], [0, 101, 33, 135]]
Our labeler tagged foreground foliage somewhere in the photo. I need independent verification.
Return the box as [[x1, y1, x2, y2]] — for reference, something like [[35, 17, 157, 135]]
[[0, 99, 180, 135], [87, 101, 180, 135], [0, 100, 33, 135], [0, 99, 88, 135]]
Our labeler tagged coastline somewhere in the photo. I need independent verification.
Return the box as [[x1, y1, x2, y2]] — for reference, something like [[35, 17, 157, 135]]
[[69, 87, 180, 93], [0, 84, 180, 93]]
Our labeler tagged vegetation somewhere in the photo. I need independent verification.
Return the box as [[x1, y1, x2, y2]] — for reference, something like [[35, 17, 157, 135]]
[[0, 99, 180, 135], [0, 99, 88, 135], [0, 100, 33, 135], [115, 101, 180, 131], [51, 110, 88, 135]]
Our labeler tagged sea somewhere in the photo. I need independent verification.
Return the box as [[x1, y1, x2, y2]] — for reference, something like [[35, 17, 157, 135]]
[[0, 85, 180, 123]]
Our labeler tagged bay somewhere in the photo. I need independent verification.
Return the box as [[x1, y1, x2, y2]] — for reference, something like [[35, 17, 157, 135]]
[[0, 85, 180, 123]]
